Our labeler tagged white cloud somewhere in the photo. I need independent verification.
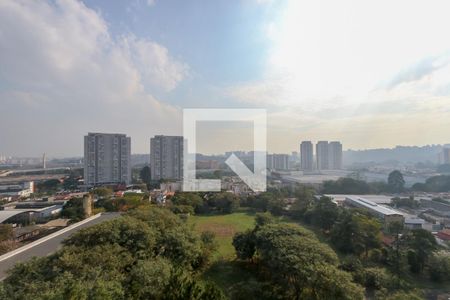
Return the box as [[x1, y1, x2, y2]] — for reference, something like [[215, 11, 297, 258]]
[[0, 0, 185, 156], [227, 0, 450, 150], [120, 35, 188, 92]]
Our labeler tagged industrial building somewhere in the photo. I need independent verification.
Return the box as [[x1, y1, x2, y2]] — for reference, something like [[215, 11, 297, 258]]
[[0, 181, 34, 199], [0, 202, 64, 225], [345, 196, 405, 227]]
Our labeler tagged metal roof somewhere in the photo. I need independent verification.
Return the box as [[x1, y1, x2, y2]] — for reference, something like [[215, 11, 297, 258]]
[[0, 210, 29, 223], [345, 196, 403, 216]]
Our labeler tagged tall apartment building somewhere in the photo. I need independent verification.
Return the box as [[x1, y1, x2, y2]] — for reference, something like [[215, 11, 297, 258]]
[[300, 141, 314, 171], [84, 133, 131, 186], [439, 148, 450, 164], [328, 141, 343, 169], [267, 154, 289, 171], [150, 135, 183, 181], [316, 141, 329, 170]]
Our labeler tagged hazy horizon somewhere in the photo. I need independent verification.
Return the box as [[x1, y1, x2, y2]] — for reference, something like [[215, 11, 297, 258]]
[[2, 0, 450, 157], [1, 142, 449, 159]]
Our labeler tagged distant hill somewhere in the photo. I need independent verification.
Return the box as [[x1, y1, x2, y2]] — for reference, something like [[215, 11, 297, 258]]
[[344, 144, 450, 165]]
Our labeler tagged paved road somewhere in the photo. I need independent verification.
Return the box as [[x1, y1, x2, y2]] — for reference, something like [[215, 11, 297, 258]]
[[0, 213, 120, 279]]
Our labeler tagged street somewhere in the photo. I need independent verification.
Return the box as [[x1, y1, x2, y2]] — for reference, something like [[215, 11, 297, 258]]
[[0, 213, 120, 280]]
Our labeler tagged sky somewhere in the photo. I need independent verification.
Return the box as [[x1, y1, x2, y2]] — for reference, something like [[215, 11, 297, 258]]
[[1, 0, 450, 157]]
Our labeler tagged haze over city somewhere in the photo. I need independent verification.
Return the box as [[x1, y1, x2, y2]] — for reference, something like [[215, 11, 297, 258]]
[[3, 1, 450, 299], [2, 0, 450, 157]]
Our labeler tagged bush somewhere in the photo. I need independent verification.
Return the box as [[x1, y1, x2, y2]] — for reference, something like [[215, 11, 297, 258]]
[[429, 250, 450, 282]]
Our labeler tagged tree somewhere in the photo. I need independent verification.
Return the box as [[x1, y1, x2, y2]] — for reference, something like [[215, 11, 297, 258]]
[[388, 170, 405, 193], [91, 187, 113, 198], [255, 212, 275, 228], [233, 222, 364, 299], [386, 221, 406, 286], [0, 207, 224, 299], [353, 214, 382, 257], [391, 196, 419, 209], [170, 192, 204, 214], [356, 267, 393, 290], [139, 166, 151, 185], [251, 192, 272, 211], [330, 211, 382, 257], [63, 175, 79, 190], [322, 178, 371, 194], [306, 196, 339, 231], [210, 192, 239, 214], [128, 257, 172, 299], [428, 250, 450, 282], [36, 179, 60, 193], [61, 198, 85, 222], [423, 175, 450, 192], [403, 229, 437, 273], [0, 224, 13, 242], [290, 186, 314, 219], [232, 230, 256, 260]]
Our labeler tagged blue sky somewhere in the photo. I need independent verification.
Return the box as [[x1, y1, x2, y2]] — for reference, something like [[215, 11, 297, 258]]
[[1, 0, 450, 156], [84, 0, 276, 106]]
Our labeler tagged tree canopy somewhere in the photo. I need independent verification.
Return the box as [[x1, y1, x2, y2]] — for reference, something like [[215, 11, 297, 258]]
[[0, 207, 224, 300], [233, 220, 365, 299]]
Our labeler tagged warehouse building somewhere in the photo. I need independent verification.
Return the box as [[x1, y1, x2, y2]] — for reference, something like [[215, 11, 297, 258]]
[[345, 196, 405, 227]]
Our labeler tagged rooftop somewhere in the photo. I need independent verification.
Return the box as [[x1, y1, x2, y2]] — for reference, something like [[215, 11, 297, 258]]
[[325, 194, 393, 204], [345, 196, 403, 216]]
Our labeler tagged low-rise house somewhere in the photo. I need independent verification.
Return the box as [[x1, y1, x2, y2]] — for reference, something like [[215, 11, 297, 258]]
[[437, 229, 450, 241], [404, 218, 426, 230]]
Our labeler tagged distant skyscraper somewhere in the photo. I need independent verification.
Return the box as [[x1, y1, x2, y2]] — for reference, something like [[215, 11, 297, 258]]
[[42, 153, 46, 169], [328, 141, 343, 169], [439, 148, 450, 164], [84, 133, 131, 186], [316, 141, 329, 170], [300, 141, 314, 171], [267, 154, 274, 170], [267, 154, 289, 170], [150, 135, 183, 181]]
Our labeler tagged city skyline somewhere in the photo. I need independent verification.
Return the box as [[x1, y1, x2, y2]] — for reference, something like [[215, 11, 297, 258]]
[[2, 140, 450, 159], [2, 0, 450, 157]]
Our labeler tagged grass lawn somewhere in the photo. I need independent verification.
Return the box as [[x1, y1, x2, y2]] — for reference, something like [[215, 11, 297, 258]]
[[188, 208, 257, 260], [188, 209, 260, 296]]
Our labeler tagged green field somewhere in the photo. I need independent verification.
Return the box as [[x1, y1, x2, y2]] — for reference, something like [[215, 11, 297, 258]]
[[188, 209, 259, 296], [188, 209, 257, 260]]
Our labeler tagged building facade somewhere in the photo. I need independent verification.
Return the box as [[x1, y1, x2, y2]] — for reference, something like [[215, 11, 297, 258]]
[[439, 148, 450, 164], [300, 141, 314, 171], [316, 141, 329, 170], [267, 154, 289, 171], [150, 135, 183, 181], [328, 141, 343, 169], [84, 133, 131, 186]]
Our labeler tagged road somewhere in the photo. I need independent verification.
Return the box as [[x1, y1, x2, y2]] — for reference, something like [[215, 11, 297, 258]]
[[0, 212, 120, 280]]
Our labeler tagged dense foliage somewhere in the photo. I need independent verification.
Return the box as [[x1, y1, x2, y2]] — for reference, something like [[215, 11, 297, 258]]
[[0, 207, 224, 300], [232, 218, 365, 299], [169, 192, 240, 214], [322, 177, 372, 194], [61, 197, 85, 222], [412, 175, 450, 192]]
